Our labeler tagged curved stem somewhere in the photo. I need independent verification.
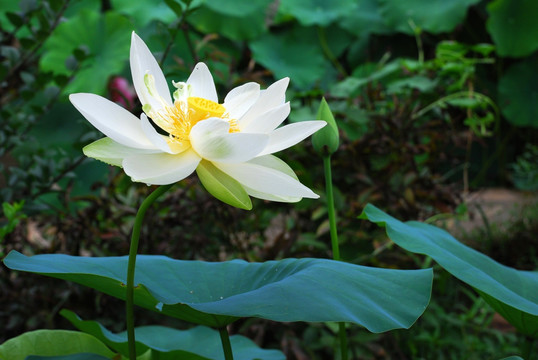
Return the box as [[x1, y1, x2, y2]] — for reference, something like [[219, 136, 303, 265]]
[[126, 184, 173, 360], [317, 26, 347, 77], [218, 326, 234, 360], [323, 155, 348, 360]]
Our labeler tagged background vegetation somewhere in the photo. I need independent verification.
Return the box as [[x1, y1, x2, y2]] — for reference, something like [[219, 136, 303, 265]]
[[1, 0, 537, 358]]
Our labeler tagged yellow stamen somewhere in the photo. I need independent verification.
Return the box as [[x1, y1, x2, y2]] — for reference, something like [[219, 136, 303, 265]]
[[187, 97, 226, 120], [146, 95, 240, 152]]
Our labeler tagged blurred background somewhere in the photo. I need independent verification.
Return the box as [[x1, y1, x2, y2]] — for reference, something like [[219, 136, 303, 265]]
[[1, 0, 537, 358]]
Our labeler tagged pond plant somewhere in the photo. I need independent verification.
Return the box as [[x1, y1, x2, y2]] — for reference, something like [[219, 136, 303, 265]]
[[1, 1, 537, 359]]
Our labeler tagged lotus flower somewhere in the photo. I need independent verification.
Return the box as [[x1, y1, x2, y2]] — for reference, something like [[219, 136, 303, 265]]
[[70, 32, 326, 209]]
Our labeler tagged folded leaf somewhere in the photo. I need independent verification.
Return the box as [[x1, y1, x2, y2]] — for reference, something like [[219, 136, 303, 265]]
[[3, 251, 432, 333], [61, 309, 284, 360], [359, 203, 538, 335]]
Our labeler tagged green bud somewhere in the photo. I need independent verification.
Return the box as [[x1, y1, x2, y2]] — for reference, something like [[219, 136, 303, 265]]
[[312, 97, 339, 156]]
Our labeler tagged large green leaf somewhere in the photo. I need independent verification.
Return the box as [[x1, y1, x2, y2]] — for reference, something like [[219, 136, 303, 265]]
[[39, 9, 133, 95], [486, 0, 538, 57], [202, 0, 271, 17], [339, 0, 393, 36], [26, 354, 112, 360], [61, 309, 284, 360], [379, 0, 481, 35], [3, 251, 433, 332], [0, 330, 116, 360], [111, 0, 176, 27], [478, 291, 538, 337], [359, 204, 538, 334], [498, 59, 538, 128], [249, 24, 351, 90], [279, 0, 358, 26], [188, 4, 267, 41]]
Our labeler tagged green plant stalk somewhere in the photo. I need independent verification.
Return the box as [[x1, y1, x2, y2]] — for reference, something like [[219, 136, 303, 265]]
[[323, 155, 340, 261], [126, 184, 173, 360], [317, 26, 347, 77], [323, 155, 348, 360], [218, 326, 234, 360], [521, 336, 535, 360]]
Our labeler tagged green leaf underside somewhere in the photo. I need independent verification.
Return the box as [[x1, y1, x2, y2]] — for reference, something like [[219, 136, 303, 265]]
[[26, 354, 110, 360], [196, 160, 252, 210], [359, 204, 538, 318], [0, 330, 115, 360], [61, 309, 285, 360], [477, 291, 538, 337], [3, 251, 432, 332]]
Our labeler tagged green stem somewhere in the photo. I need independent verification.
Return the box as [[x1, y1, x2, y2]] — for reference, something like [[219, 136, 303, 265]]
[[323, 155, 348, 360], [126, 184, 173, 360], [323, 155, 340, 261], [338, 322, 348, 360], [521, 335, 535, 359], [317, 26, 347, 77], [218, 326, 234, 360]]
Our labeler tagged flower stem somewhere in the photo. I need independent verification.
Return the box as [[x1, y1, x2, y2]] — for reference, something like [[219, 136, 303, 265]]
[[218, 326, 234, 360], [323, 155, 348, 360], [323, 155, 340, 261], [126, 184, 173, 360]]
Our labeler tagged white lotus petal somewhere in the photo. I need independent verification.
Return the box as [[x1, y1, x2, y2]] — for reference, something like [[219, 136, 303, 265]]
[[123, 149, 201, 185], [243, 185, 302, 203], [130, 32, 172, 111], [140, 113, 175, 154], [223, 82, 260, 119], [258, 121, 327, 156], [215, 159, 319, 198], [190, 118, 268, 163], [83, 137, 160, 167], [239, 77, 289, 130], [186, 62, 218, 102], [238, 155, 302, 202], [239, 102, 290, 133], [248, 155, 299, 179], [70, 93, 156, 149]]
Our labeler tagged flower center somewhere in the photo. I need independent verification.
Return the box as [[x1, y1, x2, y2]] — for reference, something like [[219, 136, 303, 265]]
[[187, 97, 226, 119], [146, 94, 239, 154]]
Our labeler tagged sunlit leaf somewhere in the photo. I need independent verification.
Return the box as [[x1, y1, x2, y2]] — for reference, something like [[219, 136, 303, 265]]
[[279, 0, 357, 26], [111, 0, 176, 27], [4, 251, 432, 333], [39, 9, 133, 95], [61, 309, 285, 360], [0, 330, 116, 360], [188, 5, 267, 41]]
